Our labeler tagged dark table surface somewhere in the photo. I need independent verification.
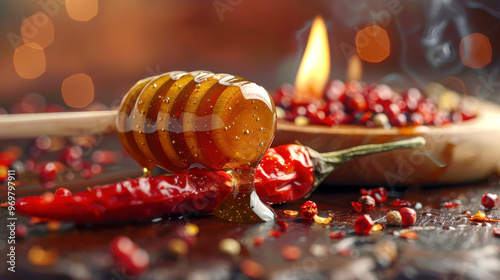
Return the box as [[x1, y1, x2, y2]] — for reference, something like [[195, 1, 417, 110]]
[[1, 152, 500, 280]]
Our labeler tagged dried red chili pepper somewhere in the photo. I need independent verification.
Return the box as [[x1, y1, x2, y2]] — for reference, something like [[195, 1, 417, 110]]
[[256, 138, 425, 204], [17, 170, 232, 223], [17, 138, 425, 223]]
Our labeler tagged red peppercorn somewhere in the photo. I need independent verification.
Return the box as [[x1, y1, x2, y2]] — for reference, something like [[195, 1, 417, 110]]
[[354, 214, 374, 235], [55, 188, 72, 197], [110, 236, 149, 276], [324, 80, 346, 102], [391, 198, 412, 207], [60, 145, 83, 169], [38, 162, 62, 187], [15, 224, 29, 238], [361, 187, 388, 203], [494, 227, 500, 237], [351, 202, 363, 213], [481, 193, 499, 209], [357, 195, 375, 211], [300, 201, 318, 220], [399, 207, 417, 226], [345, 93, 367, 113]]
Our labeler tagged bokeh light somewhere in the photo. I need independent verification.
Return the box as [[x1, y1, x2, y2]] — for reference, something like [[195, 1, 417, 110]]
[[347, 54, 362, 81], [21, 13, 54, 49], [66, 0, 99, 22], [355, 25, 390, 63], [459, 33, 492, 69], [62, 73, 95, 108], [13, 43, 46, 79]]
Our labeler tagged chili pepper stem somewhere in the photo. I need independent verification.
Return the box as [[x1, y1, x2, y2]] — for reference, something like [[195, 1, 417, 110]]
[[304, 136, 426, 195]]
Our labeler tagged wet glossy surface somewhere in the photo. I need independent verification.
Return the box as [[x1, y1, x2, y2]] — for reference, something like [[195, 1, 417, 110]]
[[117, 71, 277, 223], [2, 164, 500, 279]]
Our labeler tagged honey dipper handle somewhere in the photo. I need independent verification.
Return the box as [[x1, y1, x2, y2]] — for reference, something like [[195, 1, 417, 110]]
[[0, 110, 118, 139]]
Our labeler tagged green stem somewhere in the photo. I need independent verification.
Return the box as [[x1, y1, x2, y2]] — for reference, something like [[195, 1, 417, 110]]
[[304, 136, 426, 196]]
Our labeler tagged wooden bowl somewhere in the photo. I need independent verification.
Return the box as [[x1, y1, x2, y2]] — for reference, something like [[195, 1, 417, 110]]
[[273, 98, 500, 187]]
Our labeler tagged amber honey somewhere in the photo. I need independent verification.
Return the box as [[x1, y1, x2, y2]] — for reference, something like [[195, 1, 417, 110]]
[[117, 71, 277, 223]]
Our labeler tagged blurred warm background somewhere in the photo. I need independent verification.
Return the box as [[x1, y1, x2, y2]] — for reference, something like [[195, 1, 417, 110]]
[[1, 0, 500, 111]]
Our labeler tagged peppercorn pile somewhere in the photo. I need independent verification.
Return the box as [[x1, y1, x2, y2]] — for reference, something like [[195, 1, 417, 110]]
[[273, 81, 477, 128]]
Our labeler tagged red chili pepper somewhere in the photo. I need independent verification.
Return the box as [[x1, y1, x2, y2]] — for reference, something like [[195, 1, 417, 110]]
[[16, 138, 425, 223], [17, 170, 232, 223]]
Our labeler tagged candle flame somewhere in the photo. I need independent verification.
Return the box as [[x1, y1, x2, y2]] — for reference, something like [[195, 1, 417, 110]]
[[294, 16, 330, 102], [347, 54, 362, 81]]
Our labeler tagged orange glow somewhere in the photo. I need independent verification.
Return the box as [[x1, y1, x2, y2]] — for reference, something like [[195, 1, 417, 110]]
[[62, 73, 95, 108], [294, 16, 330, 102], [66, 0, 98, 21], [21, 13, 54, 49], [13, 43, 46, 79], [356, 26, 390, 63], [459, 33, 492, 69], [347, 54, 362, 81]]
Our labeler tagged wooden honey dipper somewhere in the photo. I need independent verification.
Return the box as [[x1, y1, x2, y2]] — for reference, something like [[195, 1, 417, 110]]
[[1, 70, 278, 223]]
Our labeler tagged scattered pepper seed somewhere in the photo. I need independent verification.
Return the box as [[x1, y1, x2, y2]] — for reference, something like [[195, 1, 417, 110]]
[[219, 238, 241, 256], [281, 245, 302, 261], [284, 210, 298, 216], [469, 210, 500, 222], [399, 230, 419, 239], [240, 260, 264, 278], [371, 224, 384, 232], [313, 215, 332, 225], [329, 231, 346, 239], [470, 210, 486, 221]]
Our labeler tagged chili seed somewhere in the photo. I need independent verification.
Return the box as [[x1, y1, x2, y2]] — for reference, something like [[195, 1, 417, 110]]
[[471, 210, 486, 221], [284, 210, 298, 216], [371, 224, 384, 232], [313, 215, 332, 225], [399, 230, 419, 239]]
